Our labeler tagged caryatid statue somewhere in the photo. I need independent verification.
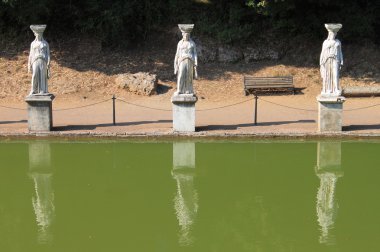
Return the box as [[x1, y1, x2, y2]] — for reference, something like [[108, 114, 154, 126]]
[[28, 25, 50, 95], [320, 24, 343, 97], [174, 24, 198, 95]]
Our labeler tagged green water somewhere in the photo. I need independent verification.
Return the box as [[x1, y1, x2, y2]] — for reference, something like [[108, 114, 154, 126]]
[[0, 140, 379, 252]]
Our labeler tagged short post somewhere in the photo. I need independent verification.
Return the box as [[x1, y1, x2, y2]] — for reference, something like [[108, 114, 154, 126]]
[[25, 94, 55, 132], [112, 95, 116, 125], [171, 94, 198, 132], [317, 95, 345, 132], [254, 94, 258, 125]]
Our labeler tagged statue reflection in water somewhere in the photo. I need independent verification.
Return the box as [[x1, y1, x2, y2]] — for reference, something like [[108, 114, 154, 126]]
[[28, 142, 55, 244], [315, 142, 343, 245], [172, 142, 198, 246]]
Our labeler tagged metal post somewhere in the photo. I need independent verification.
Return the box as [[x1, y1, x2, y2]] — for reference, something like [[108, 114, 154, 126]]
[[112, 95, 116, 125], [254, 94, 258, 125]]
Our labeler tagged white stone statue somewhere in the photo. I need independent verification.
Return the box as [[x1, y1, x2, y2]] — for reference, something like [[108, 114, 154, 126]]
[[320, 24, 343, 97], [28, 25, 50, 95], [174, 24, 198, 95]]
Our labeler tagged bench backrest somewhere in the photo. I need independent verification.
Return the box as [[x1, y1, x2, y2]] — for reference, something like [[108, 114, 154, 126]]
[[244, 76, 293, 89]]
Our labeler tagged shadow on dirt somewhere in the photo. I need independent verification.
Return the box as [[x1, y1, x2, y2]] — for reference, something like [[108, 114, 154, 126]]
[[197, 119, 315, 131], [54, 119, 172, 131]]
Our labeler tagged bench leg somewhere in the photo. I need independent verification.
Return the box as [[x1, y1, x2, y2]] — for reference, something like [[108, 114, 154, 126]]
[[254, 95, 258, 125]]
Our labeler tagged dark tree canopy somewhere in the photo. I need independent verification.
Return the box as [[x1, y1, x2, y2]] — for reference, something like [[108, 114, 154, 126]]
[[1, 0, 379, 46]]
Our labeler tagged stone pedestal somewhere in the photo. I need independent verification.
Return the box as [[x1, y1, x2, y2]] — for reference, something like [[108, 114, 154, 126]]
[[25, 94, 55, 132], [317, 95, 345, 132], [171, 94, 198, 132]]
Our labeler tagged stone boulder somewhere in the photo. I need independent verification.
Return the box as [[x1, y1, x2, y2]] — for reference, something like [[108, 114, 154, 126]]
[[217, 46, 243, 63], [243, 47, 279, 62], [116, 72, 157, 96]]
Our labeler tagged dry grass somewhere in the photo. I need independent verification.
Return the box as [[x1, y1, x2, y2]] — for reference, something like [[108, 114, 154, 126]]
[[1, 37, 379, 103]]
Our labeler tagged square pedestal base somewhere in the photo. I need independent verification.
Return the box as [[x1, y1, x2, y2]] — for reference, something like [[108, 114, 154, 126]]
[[317, 95, 345, 132], [25, 94, 55, 132], [171, 94, 197, 132]]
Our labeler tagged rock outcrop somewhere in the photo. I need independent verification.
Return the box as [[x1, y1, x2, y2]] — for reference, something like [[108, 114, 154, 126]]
[[116, 72, 157, 96]]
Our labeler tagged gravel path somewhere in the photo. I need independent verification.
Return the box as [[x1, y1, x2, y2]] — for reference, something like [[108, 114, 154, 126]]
[[1, 96, 380, 137]]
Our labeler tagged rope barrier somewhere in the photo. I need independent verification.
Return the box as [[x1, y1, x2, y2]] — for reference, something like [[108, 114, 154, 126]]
[[0, 95, 379, 113], [0, 105, 26, 111], [197, 98, 254, 111], [116, 97, 255, 112], [344, 103, 380, 112], [54, 98, 111, 111], [259, 97, 318, 112], [116, 98, 172, 111]]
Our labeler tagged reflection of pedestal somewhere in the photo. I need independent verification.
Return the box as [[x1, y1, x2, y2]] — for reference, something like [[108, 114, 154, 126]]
[[317, 95, 345, 132], [171, 94, 198, 132], [315, 142, 344, 245], [317, 142, 341, 169], [172, 142, 198, 246], [25, 94, 55, 132], [173, 142, 195, 169], [29, 142, 51, 171], [28, 142, 54, 244]]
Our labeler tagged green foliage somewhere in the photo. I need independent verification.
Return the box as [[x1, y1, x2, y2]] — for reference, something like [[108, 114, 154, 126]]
[[246, 0, 380, 42], [0, 0, 379, 46]]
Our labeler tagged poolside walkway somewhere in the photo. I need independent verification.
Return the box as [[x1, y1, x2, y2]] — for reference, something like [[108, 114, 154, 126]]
[[1, 95, 380, 138]]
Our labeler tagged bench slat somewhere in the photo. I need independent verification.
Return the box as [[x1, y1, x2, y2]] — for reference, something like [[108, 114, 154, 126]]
[[245, 86, 293, 88], [245, 83, 294, 85], [245, 80, 292, 82], [245, 83, 293, 86], [245, 79, 293, 82], [244, 77, 292, 80], [245, 78, 292, 80], [243, 76, 295, 95]]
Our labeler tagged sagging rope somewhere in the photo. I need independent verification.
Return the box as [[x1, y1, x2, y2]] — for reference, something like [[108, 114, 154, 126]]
[[259, 97, 318, 112], [0, 96, 380, 113], [116, 98, 172, 111], [259, 97, 380, 112], [116, 97, 255, 112], [54, 98, 111, 111], [197, 98, 254, 111], [344, 103, 380, 112], [0, 98, 111, 111], [0, 105, 26, 111]]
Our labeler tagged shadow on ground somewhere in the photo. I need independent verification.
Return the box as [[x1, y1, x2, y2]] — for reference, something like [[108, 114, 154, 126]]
[[343, 124, 380, 131], [54, 120, 172, 131], [0, 119, 27, 125], [197, 119, 315, 131], [245, 87, 306, 96], [156, 83, 173, 94]]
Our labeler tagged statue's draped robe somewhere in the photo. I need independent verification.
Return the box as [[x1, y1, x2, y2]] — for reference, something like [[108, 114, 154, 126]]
[[320, 39, 343, 96], [174, 39, 197, 94], [29, 40, 50, 94]]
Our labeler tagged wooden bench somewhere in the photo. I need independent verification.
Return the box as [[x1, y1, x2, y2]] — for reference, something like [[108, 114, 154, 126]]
[[243, 76, 295, 96]]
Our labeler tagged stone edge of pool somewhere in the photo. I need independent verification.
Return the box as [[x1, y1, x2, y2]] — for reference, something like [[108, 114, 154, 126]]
[[1, 131, 380, 141]]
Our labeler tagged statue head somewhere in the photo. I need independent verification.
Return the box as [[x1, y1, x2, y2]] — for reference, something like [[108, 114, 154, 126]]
[[325, 23, 342, 40], [182, 32, 190, 41], [178, 24, 194, 39], [30, 25, 46, 41]]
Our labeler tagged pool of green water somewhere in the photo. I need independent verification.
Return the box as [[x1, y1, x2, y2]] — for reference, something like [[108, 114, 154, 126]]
[[0, 140, 379, 251]]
